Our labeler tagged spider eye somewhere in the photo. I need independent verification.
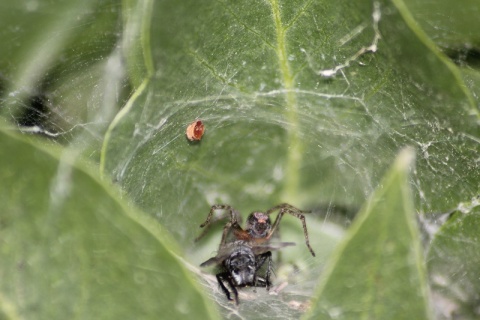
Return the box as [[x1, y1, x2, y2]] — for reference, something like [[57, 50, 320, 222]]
[[253, 212, 270, 224]]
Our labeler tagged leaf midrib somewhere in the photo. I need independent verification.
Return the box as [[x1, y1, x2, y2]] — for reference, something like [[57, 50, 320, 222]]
[[269, 0, 303, 202]]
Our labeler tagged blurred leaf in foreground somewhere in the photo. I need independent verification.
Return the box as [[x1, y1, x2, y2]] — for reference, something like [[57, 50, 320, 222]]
[[0, 0, 126, 154], [427, 203, 480, 320], [0, 128, 219, 319], [305, 148, 431, 320]]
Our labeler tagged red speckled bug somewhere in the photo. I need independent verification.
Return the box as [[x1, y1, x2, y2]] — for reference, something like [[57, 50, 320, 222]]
[[186, 120, 205, 141]]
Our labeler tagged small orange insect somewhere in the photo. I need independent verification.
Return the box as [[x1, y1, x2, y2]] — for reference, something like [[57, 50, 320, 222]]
[[186, 120, 205, 141]]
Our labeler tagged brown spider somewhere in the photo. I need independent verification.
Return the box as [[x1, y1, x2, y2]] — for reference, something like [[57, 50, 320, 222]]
[[196, 203, 316, 257]]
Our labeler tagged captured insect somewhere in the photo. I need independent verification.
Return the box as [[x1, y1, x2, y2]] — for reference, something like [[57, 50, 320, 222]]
[[186, 119, 205, 141], [200, 240, 295, 305], [196, 203, 316, 257]]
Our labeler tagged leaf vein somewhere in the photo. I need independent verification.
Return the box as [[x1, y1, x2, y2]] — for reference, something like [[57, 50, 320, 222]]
[[187, 49, 246, 92], [218, 0, 276, 50], [284, 0, 315, 31]]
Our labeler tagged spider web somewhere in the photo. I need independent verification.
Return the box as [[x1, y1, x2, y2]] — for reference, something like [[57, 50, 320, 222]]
[[101, 0, 479, 317], [100, 0, 478, 235], [2, 0, 479, 319], [186, 210, 345, 320], [0, 0, 128, 161]]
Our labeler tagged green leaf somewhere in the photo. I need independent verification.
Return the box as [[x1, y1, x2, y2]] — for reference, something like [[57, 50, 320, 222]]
[[0, 128, 219, 319], [427, 202, 480, 319], [461, 68, 480, 104], [0, 0, 119, 96], [402, 0, 480, 50], [0, 0, 126, 150], [101, 0, 479, 246], [121, 0, 155, 87], [304, 149, 431, 320], [1, 0, 479, 318]]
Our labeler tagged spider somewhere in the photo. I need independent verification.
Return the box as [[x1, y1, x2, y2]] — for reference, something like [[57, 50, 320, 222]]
[[196, 203, 316, 257], [200, 240, 295, 305]]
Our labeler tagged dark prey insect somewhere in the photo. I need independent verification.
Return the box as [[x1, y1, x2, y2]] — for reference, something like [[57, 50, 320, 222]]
[[196, 203, 316, 257], [200, 240, 295, 305]]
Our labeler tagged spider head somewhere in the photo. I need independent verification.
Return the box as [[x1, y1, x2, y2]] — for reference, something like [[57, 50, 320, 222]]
[[246, 212, 271, 238]]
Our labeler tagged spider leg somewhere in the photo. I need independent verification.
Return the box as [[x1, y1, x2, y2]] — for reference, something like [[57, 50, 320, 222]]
[[195, 205, 242, 242], [219, 221, 250, 249], [267, 204, 316, 257], [216, 272, 239, 304], [265, 203, 312, 215], [199, 205, 236, 228], [219, 221, 233, 249]]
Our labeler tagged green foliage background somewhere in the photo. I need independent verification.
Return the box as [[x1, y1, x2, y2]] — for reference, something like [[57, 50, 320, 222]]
[[0, 0, 478, 319]]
